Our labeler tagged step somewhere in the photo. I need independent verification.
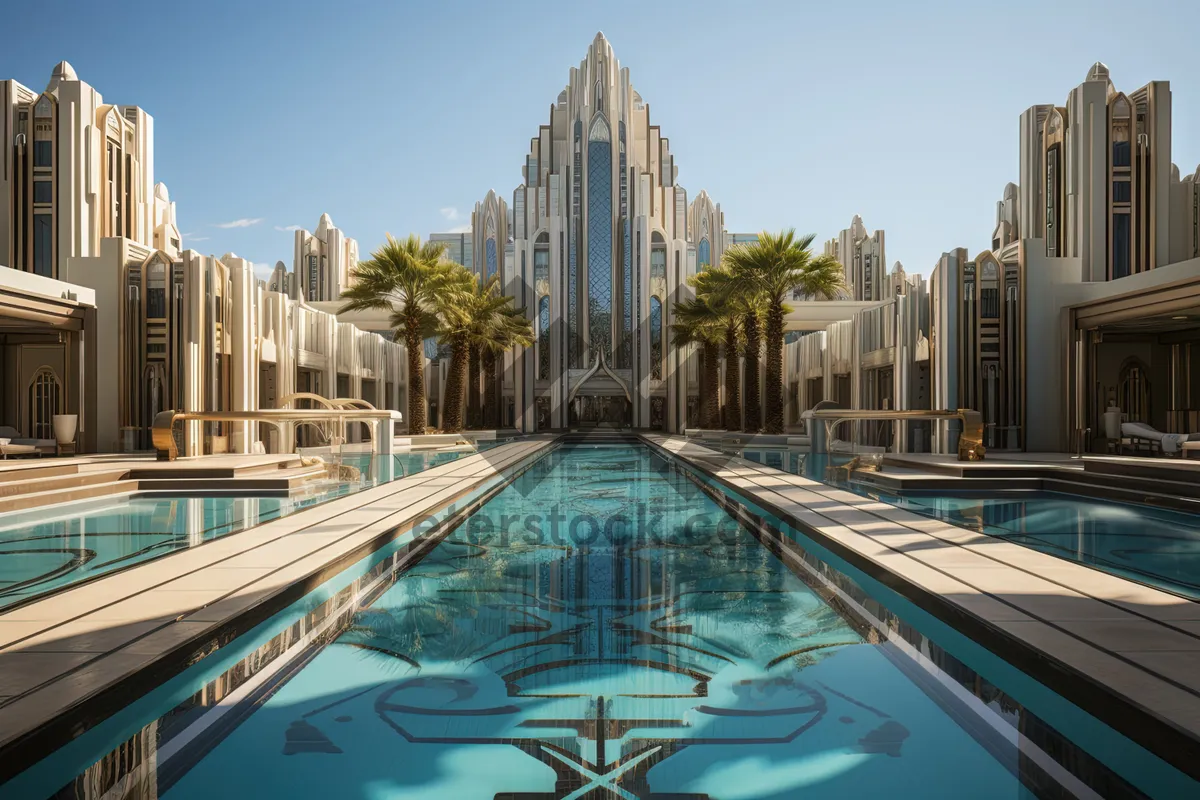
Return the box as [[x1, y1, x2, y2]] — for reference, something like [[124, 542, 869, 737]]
[[852, 470, 1200, 513], [133, 465, 330, 494], [0, 463, 79, 484], [0, 480, 137, 515], [123, 457, 304, 480], [0, 468, 129, 500]]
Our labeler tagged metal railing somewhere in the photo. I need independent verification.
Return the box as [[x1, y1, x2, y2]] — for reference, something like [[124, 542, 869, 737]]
[[151, 408, 402, 461], [804, 408, 986, 461]]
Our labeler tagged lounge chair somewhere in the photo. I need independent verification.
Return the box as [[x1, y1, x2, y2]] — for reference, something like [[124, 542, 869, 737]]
[[0, 426, 55, 456], [1120, 422, 1200, 456]]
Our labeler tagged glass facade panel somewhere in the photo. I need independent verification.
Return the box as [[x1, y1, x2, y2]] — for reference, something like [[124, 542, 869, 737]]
[[697, 238, 710, 270], [587, 123, 613, 361], [33, 140, 52, 167], [1113, 213, 1131, 278], [534, 248, 549, 284], [148, 288, 166, 319], [33, 181, 52, 204], [621, 219, 632, 368], [1112, 181, 1131, 203], [1112, 141, 1131, 168], [33, 214, 52, 276]]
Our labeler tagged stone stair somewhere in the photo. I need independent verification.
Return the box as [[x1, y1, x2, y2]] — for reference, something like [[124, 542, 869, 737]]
[[0, 465, 135, 514]]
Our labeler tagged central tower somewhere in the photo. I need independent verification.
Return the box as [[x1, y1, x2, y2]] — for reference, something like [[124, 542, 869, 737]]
[[481, 33, 729, 432]]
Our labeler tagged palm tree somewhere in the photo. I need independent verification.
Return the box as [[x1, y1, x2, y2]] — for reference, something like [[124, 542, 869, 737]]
[[435, 265, 484, 433], [691, 265, 742, 432], [740, 300, 765, 433], [478, 305, 534, 429], [467, 345, 482, 429], [725, 230, 845, 434], [671, 297, 724, 429], [339, 234, 459, 435]]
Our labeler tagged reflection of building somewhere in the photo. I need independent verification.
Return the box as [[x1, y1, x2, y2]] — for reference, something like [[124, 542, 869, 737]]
[[824, 215, 885, 301], [294, 213, 358, 302]]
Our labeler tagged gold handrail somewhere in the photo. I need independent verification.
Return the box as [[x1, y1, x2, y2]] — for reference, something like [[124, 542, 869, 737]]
[[151, 409, 402, 461], [808, 408, 986, 461]]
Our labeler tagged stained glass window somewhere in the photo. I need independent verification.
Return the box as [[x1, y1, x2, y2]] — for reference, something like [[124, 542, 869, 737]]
[[698, 238, 711, 271], [485, 238, 497, 280], [538, 295, 550, 380], [570, 121, 582, 368], [587, 116, 612, 361], [650, 296, 663, 380]]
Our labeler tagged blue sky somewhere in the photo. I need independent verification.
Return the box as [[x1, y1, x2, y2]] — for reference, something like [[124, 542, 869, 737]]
[[4, 0, 1198, 279]]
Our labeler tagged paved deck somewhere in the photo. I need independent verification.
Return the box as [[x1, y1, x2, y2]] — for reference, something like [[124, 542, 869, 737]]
[[647, 434, 1200, 780], [0, 436, 553, 779]]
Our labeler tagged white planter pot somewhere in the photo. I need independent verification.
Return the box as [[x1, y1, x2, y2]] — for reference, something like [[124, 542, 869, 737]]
[[53, 414, 78, 444]]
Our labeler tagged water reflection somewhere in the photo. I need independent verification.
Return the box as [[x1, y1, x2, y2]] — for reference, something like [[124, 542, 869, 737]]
[[0, 447, 498, 610], [159, 447, 1046, 799]]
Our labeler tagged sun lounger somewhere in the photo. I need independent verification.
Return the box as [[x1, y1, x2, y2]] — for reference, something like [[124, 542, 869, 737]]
[[0, 442, 37, 458], [1120, 421, 1200, 456]]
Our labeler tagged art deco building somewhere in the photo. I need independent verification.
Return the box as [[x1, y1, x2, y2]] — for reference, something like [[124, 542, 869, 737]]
[[428, 231, 474, 273], [293, 212, 358, 302], [0, 61, 176, 278], [824, 215, 886, 301], [0, 62, 404, 455], [1019, 62, 1173, 281], [932, 64, 1200, 454], [444, 33, 735, 432]]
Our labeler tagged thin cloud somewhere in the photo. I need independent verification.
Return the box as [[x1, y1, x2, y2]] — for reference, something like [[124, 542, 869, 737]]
[[275, 224, 303, 232], [216, 218, 264, 229], [188, 235, 211, 242], [447, 224, 471, 233], [440, 207, 460, 221]]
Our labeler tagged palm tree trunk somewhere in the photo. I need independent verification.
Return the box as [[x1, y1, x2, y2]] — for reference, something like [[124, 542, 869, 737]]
[[467, 345, 481, 429], [442, 337, 469, 433], [403, 319, 427, 435], [483, 351, 499, 429], [723, 323, 741, 431], [764, 299, 786, 434], [702, 341, 721, 429], [743, 312, 762, 433]]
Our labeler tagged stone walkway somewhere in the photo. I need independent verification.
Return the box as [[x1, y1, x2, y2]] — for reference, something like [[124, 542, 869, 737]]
[[0, 437, 553, 779]]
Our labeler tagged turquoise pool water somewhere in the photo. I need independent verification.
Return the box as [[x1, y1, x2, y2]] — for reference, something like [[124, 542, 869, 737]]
[[866, 489, 1200, 600], [737, 448, 1200, 600], [93, 444, 1139, 799], [0, 449, 478, 610]]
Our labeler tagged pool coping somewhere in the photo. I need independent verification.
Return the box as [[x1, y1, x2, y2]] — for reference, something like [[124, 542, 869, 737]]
[[643, 433, 1200, 783], [0, 436, 556, 783]]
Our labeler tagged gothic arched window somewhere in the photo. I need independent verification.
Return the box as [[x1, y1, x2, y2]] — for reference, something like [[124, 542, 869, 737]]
[[28, 367, 62, 440]]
